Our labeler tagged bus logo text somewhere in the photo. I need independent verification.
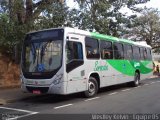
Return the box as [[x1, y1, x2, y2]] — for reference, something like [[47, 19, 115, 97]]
[[94, 61, 108, 71]]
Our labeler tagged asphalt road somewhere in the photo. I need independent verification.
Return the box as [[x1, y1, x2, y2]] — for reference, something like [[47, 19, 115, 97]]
[[0, 77, 160, 120]]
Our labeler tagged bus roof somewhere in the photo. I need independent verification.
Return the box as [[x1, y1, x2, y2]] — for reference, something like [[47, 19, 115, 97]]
[[27, 27, 152, 48], [65, 27, 152, 48]]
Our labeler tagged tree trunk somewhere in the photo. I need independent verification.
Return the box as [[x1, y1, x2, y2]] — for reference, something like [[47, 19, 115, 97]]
[[14, 44, 19, 64], [9, 0, 16, 22], [25, 0, 33, 23], [16, 0, 25, 24]]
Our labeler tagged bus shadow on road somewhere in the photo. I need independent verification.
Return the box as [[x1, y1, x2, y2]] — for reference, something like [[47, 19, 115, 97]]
[[20, 92, 84, 104], [98, 82, 145, 95], [18, 82, 144, 104], [99, 83, 130, 94]]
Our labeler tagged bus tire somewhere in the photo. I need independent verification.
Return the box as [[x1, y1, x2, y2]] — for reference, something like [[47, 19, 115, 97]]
[[130, 72, 140, 87], [84, 77, 98, 98]]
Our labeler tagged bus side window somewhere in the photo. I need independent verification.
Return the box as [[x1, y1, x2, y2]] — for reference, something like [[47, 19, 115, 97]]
[[133, 46, 140, 60], [124, 44, 133, 60], [147, 48, 152, 60], [144, 48, 147, 60], [85, 37, 100, 59], [100, 40, 113, 59], [140, 48, 144, 60], [113, 43, 124, 59]]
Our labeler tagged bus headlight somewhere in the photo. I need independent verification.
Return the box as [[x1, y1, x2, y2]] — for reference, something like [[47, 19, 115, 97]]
[[53, 74, 63, 85]]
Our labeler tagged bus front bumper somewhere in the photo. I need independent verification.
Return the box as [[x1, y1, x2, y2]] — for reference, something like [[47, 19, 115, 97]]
[[21, 82, 67, 95]]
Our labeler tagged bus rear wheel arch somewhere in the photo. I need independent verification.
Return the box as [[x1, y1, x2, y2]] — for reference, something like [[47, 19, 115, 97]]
[[84, 77, 98, 98]]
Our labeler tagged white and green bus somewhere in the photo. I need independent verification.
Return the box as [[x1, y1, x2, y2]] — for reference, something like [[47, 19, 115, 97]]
[[21, 27, 153, 97]]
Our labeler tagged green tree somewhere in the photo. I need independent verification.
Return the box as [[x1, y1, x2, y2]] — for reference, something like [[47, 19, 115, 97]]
[[70, 0, 150, 36], [123, 8, 160, 52], [0, 0, 67, 62]]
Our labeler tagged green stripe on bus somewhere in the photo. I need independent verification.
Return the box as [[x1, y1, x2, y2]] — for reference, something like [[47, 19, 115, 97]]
[[91, 32, 118, 42], [91, 32, 135, 44], [107, 60, 153, 76]]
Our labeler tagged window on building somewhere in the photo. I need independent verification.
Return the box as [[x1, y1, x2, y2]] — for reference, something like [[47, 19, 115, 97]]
[[85, 37, 100, 59], [100, 40, 113, 59]]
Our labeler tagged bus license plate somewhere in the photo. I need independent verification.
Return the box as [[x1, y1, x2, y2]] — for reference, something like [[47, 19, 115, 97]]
[[33, 90, 41, 94]]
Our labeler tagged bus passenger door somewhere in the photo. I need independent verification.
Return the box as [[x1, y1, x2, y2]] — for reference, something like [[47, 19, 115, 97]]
[[65, 39, 86, 94]]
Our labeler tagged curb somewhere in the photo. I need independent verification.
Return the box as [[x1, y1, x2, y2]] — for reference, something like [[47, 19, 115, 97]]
[[0, 85, 20, 90], [0, 96, 32, 105], [0, 99, 6, 105], [0, 85, 21, 105], [0, 98, 22, 105], [0, 93, 41, 105], [149, 75, 159, 79]]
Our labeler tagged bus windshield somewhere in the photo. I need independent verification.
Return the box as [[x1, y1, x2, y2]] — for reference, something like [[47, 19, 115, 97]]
[[22, 29, 64, 78]]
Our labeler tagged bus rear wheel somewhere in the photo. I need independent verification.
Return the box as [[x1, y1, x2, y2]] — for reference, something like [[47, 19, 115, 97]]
[[130, 72, 140, 87], [84, 77, 98, 98]]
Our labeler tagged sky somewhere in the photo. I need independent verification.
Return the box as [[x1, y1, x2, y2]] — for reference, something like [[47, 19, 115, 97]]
[[67, 0, 160, 15], [120, 0, 160, 16], [143, 0, 160, 10]]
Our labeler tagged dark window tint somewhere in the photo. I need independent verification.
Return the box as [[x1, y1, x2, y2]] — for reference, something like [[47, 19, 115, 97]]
[[66, 41, 83, 63], [133, 46, 140, 60], [140, 48, 145, 60], [124, 44, 133, 60], [147, 48, 152, 60], [85, 37, 100, 59], [66, 41, 84, 73], [144, 48, 147, 60], [100, 40, 113, 59], [113, 43, 124, 59]]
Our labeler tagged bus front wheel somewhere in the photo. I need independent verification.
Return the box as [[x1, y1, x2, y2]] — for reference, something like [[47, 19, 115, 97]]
[[84, 77, 98, 98]]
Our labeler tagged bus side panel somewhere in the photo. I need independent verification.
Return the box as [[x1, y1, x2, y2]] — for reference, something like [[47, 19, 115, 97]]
[[105, 60, 135, 85], [66, 67, 87, 94], [140, 60, 153, 80], [48, 81, 68, 94], [100, 60, 116, 87]]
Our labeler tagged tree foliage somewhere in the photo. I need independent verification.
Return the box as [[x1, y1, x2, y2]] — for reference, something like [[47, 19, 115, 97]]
[[71, 0, 150, 36], [1, 0, 160, 62], [123, 8, 160, 52], [0, 0, 67, 62]]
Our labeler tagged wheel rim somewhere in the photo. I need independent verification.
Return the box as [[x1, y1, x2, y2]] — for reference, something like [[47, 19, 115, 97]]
[[135, 74, 139, 85], [88, 81, 96, 95]]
